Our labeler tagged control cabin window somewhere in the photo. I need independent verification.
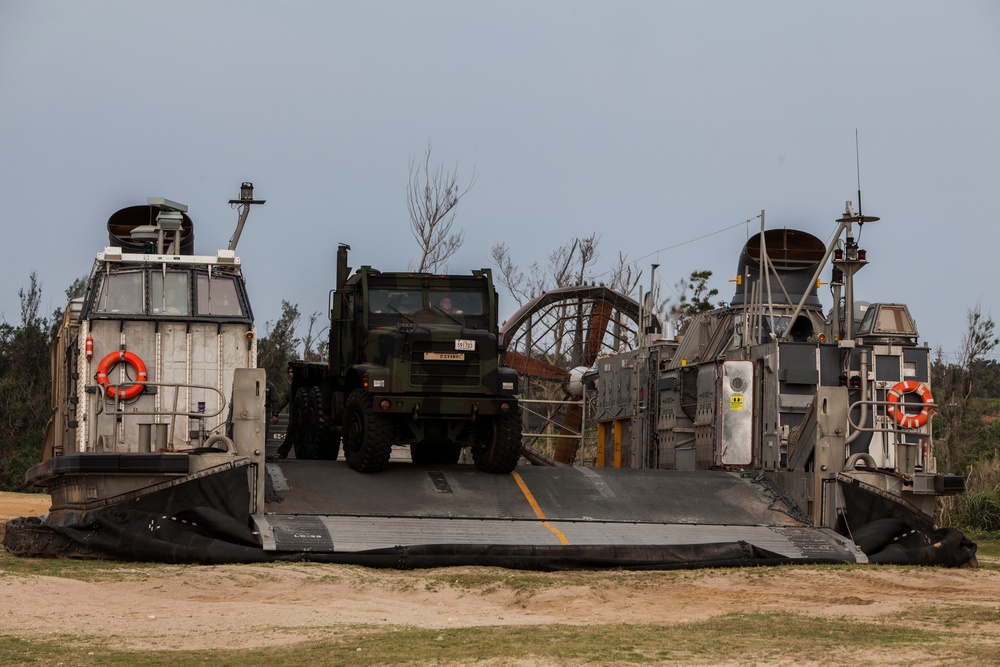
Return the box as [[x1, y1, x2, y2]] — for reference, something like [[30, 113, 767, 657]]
[[196, 274, 243, 317], [874, 306, 915, 334], [151, 272, 189, 315], [94, 272, 145, 314], [857, 304, 916, 336]]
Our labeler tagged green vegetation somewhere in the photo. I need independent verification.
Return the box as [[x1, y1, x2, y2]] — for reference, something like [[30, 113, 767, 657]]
[[932, 307, 1000, 534], [0, 275, 61, 492], [899, 603, 1000, 629], [0, 551, 171, 582], [972, 534, 1000, 561], [932, 308, 999, 474], [1, 610, 996, 667], [943, 453, 1000, 534]]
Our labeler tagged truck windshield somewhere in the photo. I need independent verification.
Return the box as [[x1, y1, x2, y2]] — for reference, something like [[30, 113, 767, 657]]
[[430, 290, 484, 316], [372, 289, 422, 314], [367, 287, 487, 328]]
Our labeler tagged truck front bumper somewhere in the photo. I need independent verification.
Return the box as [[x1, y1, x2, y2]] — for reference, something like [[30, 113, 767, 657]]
[[370, 393, 518, 419]]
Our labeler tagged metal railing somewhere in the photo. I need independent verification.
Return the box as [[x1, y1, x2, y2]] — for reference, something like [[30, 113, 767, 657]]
[[95, 381, 228, 452]]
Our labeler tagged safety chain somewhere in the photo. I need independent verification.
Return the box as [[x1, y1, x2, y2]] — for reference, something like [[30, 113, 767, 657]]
[[740, 469, 814, 526]]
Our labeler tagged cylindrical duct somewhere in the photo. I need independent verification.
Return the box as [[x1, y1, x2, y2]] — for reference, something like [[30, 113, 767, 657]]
[[107, 205, 195, 255], [730, 228, 826, 307]]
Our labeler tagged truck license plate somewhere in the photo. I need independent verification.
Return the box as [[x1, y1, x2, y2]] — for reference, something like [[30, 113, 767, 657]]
[[455, 339, 475, 351], [424, 352, 465, 361]]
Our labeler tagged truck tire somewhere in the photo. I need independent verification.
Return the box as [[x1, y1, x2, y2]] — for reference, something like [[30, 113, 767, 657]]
[[291, 387, 311, 459], [309, 386, 340, 460], [472, 407, 522, 474], [342, 389, 393, 472], [291, 387, 340, 460]]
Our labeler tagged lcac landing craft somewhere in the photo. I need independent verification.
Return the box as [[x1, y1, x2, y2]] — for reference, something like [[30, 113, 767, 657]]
[[4, 190, 975, 569]]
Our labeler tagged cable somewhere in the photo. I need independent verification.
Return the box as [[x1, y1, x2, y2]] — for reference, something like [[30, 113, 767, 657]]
[[591, 214, 760, 281]]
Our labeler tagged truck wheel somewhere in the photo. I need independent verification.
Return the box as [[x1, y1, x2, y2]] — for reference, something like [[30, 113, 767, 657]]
[[291, 387, 312, 459], [472, 408, 522, 474], [342, 389, 393, 472], [290, 387, 340, 460], [309, 386, 340, 460]]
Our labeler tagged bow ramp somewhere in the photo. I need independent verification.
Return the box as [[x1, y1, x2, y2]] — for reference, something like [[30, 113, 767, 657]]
[[256, 461, 861, 567]]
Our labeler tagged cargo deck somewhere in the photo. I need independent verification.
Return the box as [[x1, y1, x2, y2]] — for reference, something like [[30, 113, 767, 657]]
[[257, 460, 861, 563]]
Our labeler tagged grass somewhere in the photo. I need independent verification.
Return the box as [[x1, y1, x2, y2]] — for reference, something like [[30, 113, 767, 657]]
[[971, 532, 1000, 560], [2, 537, 998, 665], [898, 603, 1000, 628], [1, 611, 994, 667], [0, 550, 167, 582]]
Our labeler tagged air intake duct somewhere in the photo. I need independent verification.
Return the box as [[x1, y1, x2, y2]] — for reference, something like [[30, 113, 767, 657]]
[[730, 228, 825, 307], [107, 205, 195, 255]]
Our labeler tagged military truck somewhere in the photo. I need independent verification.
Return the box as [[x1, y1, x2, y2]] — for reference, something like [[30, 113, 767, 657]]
[[288, 245, 522, 473]]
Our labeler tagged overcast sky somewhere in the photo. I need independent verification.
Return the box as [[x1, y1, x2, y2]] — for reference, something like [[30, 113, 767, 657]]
[[2, 1, 997, 361]]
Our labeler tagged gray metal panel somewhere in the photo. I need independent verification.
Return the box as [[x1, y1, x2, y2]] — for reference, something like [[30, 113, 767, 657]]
[[875, 354, 902, 382], [902, 347, 930, 383], [253, 513, 857, 561], [779, 367, 819, 385], [265, 461, 806, 527], [255, 462, 861, 562], [263, 514, 334, 552]]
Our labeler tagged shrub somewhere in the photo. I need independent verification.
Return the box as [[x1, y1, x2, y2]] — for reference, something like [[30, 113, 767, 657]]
[[946, 455, 1000, 532]]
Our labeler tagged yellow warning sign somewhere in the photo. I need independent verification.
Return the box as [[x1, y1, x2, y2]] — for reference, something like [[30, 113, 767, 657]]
[[730, 394, 744, 410]]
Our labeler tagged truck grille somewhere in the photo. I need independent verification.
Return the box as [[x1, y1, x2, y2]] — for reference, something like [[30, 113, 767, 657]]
[[411, 342, 481, 387]]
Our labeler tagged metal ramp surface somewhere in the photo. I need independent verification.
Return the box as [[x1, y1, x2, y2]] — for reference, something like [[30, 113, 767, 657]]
[[254, 461, 860, 562]]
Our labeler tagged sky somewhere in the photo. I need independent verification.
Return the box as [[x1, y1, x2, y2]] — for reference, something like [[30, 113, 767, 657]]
[[2, 1, 997, 362]]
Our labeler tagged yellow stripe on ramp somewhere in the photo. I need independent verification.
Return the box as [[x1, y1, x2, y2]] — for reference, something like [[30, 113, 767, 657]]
[[512, 471, 570, 545]]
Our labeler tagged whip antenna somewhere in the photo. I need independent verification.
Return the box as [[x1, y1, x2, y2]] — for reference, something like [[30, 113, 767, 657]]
[[855, 129, 863, 221]]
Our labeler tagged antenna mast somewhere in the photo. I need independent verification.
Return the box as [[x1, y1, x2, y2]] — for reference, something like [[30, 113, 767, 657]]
[[228, 182, 266, 252]]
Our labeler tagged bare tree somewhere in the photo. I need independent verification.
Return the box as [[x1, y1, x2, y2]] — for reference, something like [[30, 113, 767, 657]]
[[301, 311, 328, 363], [607, 251, 642, 296], [491, 233, 601, 308], [491, 234, 604, 460], [490, 243, 532, 307], [407, 145, 475, 273]]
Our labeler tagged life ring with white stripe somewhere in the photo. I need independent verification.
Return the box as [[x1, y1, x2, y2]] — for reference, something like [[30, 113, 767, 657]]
[[886, 380, 934, 429], [96, 350, 148, 401]]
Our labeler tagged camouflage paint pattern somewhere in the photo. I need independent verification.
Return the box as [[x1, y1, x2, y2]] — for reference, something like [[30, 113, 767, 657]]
[[291, 259, 518, 448]]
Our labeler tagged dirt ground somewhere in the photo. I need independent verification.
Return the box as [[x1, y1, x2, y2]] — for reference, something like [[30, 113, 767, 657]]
[[2, 491, 999, 658]]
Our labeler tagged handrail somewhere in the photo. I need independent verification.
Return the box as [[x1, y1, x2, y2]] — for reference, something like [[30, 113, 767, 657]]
[[846, 398, 937, 434], [94, 381, 228, 451]]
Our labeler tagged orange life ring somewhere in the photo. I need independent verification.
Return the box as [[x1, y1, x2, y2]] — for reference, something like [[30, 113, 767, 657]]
[[886, 380, 934, 429], [96, 350, 148, 401]]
